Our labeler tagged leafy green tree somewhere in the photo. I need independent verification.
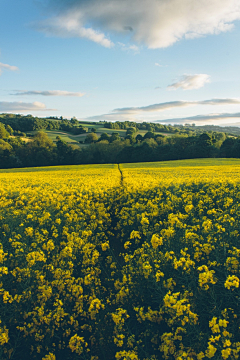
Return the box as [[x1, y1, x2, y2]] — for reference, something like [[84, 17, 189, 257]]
[[155, 135, 165, 145], [220, 138, 236, 157], [86, 140, 112, 163], [56, 137, 74, 164], [72, 126, 87, 135], [70, 117, 78, 125], [109, 132, 120, 143], [195, 133, 214, 158], [136, 134, 143, 142], [126, 127, 136, 136], [213, 132, 226, 149], [131, 139, 156, 162], [0, 123, 9, 139], [116, 143, 133, 163], [125, 134, 135, 144], [99, 133, 110, 142], [146, 123, 154, 132], [0, 140, 14, 168], [143, 131, 155, 140], [6, 125, 13, 135], [0, 139, 12, 155], [32, 131, 55, 148], [85, 133, 98, 143], [26, 131, 57, 166], [198, 133, 213, 147]]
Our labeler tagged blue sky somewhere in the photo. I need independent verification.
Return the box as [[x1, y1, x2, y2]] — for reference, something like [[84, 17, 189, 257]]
[[1, 0, 240, 125]]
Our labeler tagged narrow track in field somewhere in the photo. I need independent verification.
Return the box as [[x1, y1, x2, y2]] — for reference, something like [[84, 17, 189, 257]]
[[117, 164, 124, 187]]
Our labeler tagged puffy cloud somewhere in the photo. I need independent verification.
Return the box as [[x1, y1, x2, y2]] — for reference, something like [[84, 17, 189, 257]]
[[37, 0, 240, 48], [0, 101, 56, 112], [113, 98, 240, 114], [0, 62, 18, 75], [12, 90, 85, 97], [168, 74, 211, 90], [35, 12, 114, 48]]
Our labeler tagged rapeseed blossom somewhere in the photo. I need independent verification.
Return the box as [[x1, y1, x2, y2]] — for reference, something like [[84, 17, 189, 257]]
[[0, 160, 240, 359]]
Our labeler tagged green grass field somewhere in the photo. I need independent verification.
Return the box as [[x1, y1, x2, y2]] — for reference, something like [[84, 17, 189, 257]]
[[0, 163, 116, 173], [1, 158, 240, 174], [26, 127, 173, 146], [121, 158, 240, 168], [28, 130, 84, 144]]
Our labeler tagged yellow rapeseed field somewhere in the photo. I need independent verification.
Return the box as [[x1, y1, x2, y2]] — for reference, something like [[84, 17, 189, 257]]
[[0, 159, 240, 360]]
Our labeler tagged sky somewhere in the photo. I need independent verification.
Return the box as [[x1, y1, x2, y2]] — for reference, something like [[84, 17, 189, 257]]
[[1, 0, 240, 126]]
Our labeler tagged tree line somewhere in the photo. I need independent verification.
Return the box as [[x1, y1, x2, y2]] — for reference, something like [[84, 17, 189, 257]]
[[0, 114, 88, 134], [0, 119, 240, 168]]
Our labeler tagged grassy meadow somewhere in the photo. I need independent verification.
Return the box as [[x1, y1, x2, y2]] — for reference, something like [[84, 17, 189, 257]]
[[25, 126, 173, 147], [0, 159, 240, 359]]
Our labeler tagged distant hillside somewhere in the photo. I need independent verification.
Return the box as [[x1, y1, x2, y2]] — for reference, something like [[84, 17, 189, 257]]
[[1, 113, 240, 137], [176, 123, 240, 136], [1, 113, 240, 169]]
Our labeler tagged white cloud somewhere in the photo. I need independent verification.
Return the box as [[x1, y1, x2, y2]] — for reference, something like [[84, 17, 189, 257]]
[[87, 112, 135, 122], [0, 62, 19, 75], [35, 12, 114, 48], [118, 42, 140, 52], [0, 101, 56, 112], [168, 74, 211, 90], [12, 90, 85, 97], [86, 98, 240, 122], [155, 112, 240, 124], [113, 98, 240, 114], [38, 0, 240, 48], [88, 111, 240, 125], [128, 45, 139, 51], [200, 98, 240, 105]]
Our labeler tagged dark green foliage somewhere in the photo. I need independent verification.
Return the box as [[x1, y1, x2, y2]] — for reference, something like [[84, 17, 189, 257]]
[[99, 132, 110, 141], [1, 113, 240, 169], [143, 131, 155, 140], [85, 132, 98, 143], [136, 134, 143, 142], [56, 137, 74, 164], [0, 114, 86, 135], [24, 132, 57, 167], [0, 123, 10, 139], [109, 132, 120, 143]]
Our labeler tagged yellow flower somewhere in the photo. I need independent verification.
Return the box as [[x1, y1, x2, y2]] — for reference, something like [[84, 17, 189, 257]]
[[151, 234, 163, 249], [222, 348, 231, 359], [42, 353, 56, 360], [224, 275, 239, 290], [101, 241, 109, 251]]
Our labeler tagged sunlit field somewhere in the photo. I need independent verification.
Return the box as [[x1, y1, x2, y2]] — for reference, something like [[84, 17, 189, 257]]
[[121, 158, 240, 187], [0, 159, 240, 360]]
